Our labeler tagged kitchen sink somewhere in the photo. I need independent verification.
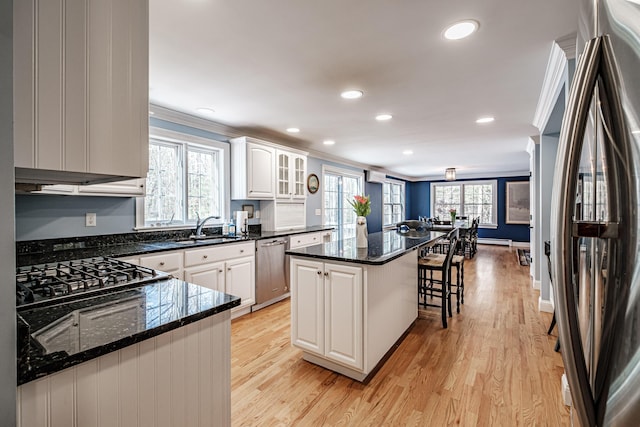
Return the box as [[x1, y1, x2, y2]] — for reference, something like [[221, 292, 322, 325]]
[[174, 236, 243, 245]]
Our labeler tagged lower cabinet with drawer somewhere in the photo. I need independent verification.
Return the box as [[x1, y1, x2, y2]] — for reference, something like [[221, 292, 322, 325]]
[[289, 230, 332, 249], [184, 241, 255, 318], [138, 251, 184, 281]]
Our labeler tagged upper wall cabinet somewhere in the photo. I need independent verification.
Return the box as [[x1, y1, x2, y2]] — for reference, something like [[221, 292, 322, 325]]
[[13, 0, 149, 185], [230, 137, 276, 200], [276, 150, 306, 200], [230, 136, 308, 200]]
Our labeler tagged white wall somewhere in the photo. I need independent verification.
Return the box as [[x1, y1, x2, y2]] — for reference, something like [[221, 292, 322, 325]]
[[0, 0, 17, 422]]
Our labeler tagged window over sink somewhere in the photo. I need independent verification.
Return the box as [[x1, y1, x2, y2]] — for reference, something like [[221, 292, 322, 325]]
[[137, 126, 229, 229]]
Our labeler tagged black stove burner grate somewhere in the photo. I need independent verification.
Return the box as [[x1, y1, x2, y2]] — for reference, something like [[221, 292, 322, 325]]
[[16, 257, 166, 307]]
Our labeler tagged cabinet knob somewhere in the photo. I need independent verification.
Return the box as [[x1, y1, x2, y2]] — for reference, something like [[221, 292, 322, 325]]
[[316, 271, 321, 275], [324, 272, 329, 277], [203, 255, 208, 259], [228, 267, 231, 271], [219, 269, 223, 273], [240, 249, 244, 253], [159, 262, 165, 266]]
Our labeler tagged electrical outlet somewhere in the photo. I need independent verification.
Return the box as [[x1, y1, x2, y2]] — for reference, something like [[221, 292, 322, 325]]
[[315, 209, 321, 216], [86, 213, 97, 227], [255, 210, 260, 219]]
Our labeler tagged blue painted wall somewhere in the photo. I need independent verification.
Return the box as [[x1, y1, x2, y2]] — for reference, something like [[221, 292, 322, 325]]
[[406, 176, 530, 242], [364, 181, 383, 233], [16, 195, 136, 241]]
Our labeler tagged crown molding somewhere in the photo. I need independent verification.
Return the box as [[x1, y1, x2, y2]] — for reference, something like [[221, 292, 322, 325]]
[[532, 33, 576, 132]]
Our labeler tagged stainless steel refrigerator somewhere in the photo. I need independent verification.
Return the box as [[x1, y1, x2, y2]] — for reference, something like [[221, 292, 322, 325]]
[[551, 0, 640, 425]]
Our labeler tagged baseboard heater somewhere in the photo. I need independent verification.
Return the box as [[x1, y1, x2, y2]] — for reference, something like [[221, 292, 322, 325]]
[[477, 238, 512, 246]]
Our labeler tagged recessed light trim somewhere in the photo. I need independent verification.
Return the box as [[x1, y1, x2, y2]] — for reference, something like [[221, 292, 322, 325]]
[[323, 140, 336, 145], [443, 20, 479, 40], [286, 127, 300, 133], [402, 150, 413, 155], [476, 116, 495, 124], [341, 90, 364, 99], [376, 114, 393, 121], [196, 107, 216, 116]]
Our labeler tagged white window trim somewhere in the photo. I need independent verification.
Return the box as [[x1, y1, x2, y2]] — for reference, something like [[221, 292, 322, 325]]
[[321, 164, 364, 228], [382, 178, 406, 229], [430, 179, 498, 229], [135, 126, 230, 230]]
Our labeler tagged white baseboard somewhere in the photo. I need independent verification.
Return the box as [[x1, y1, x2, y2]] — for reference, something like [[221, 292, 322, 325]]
[[562, 373, 572, 406], [511, 241, 531, 249], [538, 296, 554, 313], [478, 238, 511, 246], [532, 279, 541, 290]]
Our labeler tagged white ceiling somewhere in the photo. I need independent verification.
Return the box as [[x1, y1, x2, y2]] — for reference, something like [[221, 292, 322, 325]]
[[149, 0, 578, 180]]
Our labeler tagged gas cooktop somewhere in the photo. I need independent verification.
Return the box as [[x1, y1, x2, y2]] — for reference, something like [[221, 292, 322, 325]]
[[16, 257, 169, 308]]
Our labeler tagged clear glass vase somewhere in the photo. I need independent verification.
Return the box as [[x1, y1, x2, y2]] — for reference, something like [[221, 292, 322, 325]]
[[356, 216, 368, 248]]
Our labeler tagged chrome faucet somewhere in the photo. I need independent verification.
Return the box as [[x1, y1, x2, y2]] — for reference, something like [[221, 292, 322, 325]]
[[192, 214, 221, 239]]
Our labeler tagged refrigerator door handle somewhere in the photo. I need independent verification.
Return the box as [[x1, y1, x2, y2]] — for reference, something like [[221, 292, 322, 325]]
[[551, 36, 602, 427]]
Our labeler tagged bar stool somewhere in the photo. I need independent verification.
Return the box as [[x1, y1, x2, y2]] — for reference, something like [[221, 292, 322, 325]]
[[418, 232, 458, 328], [451, 252, 465, 313]]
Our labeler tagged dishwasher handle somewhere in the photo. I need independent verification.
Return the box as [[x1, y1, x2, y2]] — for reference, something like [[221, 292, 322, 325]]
[[260, 240, 287, 247]]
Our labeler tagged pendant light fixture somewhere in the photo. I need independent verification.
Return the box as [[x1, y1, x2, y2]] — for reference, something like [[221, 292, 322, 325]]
[[445, 168, 456, 181]]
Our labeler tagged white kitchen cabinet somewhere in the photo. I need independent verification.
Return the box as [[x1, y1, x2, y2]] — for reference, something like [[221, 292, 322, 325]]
[[14, 0, 149, 184], [138, 251, 184, 281], [289, 230, 333, 249], [290, 258, 363, 370], [184, 261, 225, 293], [276, 150, 306, 200], [260, 200, 306, 231], [230, 137, 276, 200], [183, 241, 256, 316]]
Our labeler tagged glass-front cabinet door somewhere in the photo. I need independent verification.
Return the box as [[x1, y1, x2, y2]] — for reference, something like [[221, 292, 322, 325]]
[[277, 151, 290, 198], [277, 150, 306, 199]]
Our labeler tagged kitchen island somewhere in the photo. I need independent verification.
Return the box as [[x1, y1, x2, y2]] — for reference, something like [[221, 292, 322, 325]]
[[17, 277, 239, 427], [286, 229, 444, 382]]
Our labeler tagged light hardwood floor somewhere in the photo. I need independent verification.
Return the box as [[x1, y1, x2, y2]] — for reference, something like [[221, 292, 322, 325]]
[[230, 245, 570, 426]]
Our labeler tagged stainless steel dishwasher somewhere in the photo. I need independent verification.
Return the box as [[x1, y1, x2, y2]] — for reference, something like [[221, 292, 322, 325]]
[[253, 237, 289, 311]]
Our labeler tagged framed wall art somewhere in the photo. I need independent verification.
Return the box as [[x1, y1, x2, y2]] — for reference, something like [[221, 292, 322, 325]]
[[506, 181, 530, 224]]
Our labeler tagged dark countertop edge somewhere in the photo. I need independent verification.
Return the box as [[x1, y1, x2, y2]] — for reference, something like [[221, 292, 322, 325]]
[[16, 226, 334, 267], [286, 248, 419, 265], [17, 297, 241, 386], [285, 231, 445, 266]]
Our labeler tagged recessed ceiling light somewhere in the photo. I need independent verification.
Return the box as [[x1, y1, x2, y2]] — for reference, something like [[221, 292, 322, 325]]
[[443, 20, 479, 40], [286, 127, 300, 133], [341, 90, 364, 99], [376, 114, 393, 121], [403, 150, 413, 155], [323, 140, 336, 145], [476, 116, 495, 124], [196, 107, 216, 116]]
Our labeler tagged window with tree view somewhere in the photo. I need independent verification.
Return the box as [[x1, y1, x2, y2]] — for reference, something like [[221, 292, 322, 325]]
[[383, 180, 405, 227], [145, 137, 222, 227], [431, 180, 497, 226]]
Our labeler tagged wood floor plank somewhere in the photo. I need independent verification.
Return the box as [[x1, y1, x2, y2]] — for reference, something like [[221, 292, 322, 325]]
[[230, 245, 570, 426]]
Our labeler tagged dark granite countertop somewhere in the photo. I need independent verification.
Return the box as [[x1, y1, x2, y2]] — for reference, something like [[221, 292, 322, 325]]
[[286, 229, 445, 265], [17, 278, 240, 385], [16, 226, 334, 267]]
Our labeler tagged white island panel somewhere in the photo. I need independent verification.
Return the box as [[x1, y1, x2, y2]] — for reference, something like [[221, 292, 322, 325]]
[[17, 311, 231, 427]]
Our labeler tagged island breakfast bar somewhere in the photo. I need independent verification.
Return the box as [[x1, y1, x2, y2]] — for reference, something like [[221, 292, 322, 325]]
[[286, 230, 444, 382]]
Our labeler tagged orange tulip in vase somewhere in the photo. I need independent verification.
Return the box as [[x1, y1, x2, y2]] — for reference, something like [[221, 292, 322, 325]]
[[349, 195, 371, 248]]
